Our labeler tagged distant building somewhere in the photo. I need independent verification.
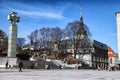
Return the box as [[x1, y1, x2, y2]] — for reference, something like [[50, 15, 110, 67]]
[[60, 39, 108, 69], [91, 40, 108, 69], [21, 11, 109, 69], [108, 46, 116, 68]]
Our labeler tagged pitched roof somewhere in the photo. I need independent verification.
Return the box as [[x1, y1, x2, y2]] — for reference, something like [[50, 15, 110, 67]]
[[108, 53, 116, 57], [108, 46, 114, 52], [107, 46, 116, 57]]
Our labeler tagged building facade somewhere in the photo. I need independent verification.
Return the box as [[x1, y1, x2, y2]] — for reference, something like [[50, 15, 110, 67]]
[[60, 39, 108, 69], [91, 40, 108, 69], [108, 46, 116, 68]]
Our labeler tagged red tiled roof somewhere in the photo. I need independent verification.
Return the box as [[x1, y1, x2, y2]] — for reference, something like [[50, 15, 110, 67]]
[[108, 53, 116, 57], [107, 46, 116, 57], [108, 46, 114, 52]]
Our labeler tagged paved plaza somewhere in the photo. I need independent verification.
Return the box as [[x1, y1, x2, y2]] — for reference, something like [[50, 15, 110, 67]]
[[0, 69, 120, 80]]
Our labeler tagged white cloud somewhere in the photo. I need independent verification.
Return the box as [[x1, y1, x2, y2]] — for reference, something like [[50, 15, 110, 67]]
[[1, 1, 66, 19], [14, 9, 64, 19]]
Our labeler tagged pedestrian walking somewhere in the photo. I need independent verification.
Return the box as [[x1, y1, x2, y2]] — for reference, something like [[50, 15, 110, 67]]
[[5, 60, 9, 69], [18, 61, 23, 72]]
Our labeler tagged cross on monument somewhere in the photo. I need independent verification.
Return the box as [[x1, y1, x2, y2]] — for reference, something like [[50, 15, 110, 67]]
[[8, 12, 20, 24], [7, 11, 20, 68], [7, 11, 20, 58]]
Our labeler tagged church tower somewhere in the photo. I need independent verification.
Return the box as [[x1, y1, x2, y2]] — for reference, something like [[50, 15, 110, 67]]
[[77, 9, 87, 40]]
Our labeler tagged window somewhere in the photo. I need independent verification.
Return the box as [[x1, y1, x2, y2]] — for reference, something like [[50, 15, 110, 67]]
[[110, 58, 112, 64]]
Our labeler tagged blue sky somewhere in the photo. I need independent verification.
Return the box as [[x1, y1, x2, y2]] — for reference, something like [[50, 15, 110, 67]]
[[0, 0, 119, 53]]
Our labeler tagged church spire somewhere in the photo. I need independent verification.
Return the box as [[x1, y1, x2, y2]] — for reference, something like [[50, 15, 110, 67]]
[[80, 7, 83, 23], [77, 7, 87, 37], [80, 7, 82, 17], [79, 7, 84, 30]]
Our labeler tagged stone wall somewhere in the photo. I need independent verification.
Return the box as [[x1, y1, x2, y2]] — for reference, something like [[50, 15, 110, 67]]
[[22, 60, 59, 69]]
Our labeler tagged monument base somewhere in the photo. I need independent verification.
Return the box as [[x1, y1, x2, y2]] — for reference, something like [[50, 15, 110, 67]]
[[0, 57, 7, 68], [0, 57, 17, 68], [7, 57, 17, 68]]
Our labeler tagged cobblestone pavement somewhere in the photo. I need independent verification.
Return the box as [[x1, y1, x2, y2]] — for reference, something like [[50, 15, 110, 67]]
[[0, 69, 120, 80]]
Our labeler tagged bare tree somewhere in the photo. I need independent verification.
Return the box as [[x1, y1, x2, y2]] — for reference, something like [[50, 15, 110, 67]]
[[50, 27, 63, 41], [64, 20, 91, 39], [39, 27, 51, 41], [39, 27, 51, 50], [17, 37, 26, 51], [28, 29, 39, 50], [28, 32, 34, 45], [50, 27, 64, 54], [0, 29, 7, 39], [64, 19, 91, 58], [0, 30, 7, 53]]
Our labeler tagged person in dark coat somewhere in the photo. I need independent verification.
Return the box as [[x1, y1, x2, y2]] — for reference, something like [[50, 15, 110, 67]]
[[18, 61, 23, 72], [5, 60, 9, 69]]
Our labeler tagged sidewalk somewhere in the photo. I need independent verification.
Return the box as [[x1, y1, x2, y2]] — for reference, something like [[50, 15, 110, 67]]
[[0, 69, 119, 80]]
